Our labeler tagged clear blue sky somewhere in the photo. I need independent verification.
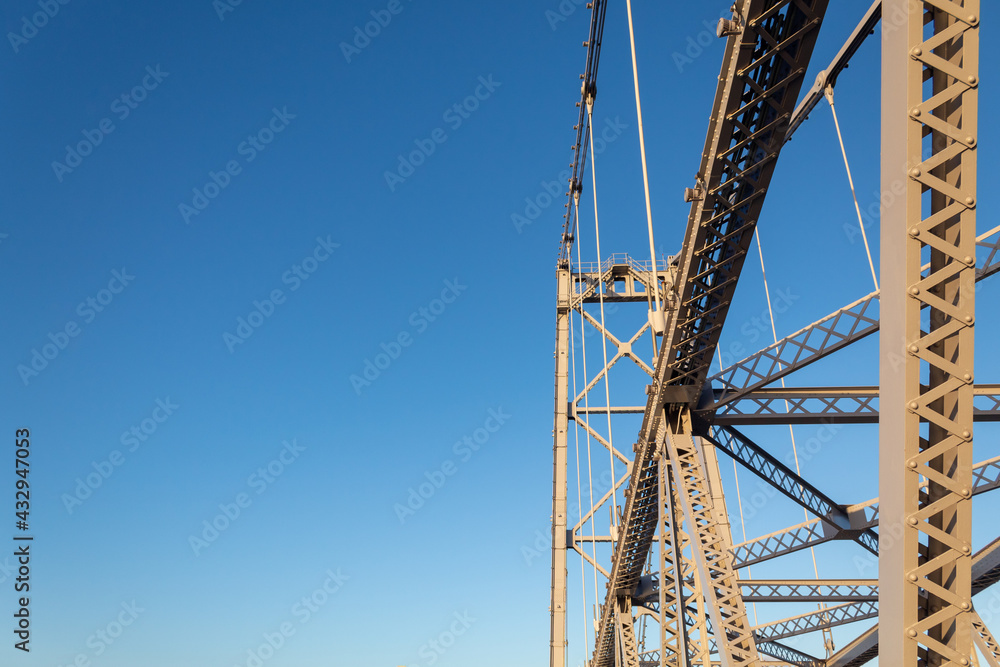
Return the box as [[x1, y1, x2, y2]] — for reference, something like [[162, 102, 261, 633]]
[[1, 1, 998, 666]]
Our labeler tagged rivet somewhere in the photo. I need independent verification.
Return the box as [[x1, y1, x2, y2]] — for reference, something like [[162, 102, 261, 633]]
[[963, 545, 972, 554], [962, 430, 972, 440], [963, 373, 973, 382], [960, 659, 970, 666], [909, 227, 920, 237], [969, 14, 978, 24], [908, 460, 918, 468], [909, 345, 919, 354], [911, 47, 923, 57], [966, 196, 976, 206], [907, 629, 918, 637], [961, 488, 971, 498], [966, 136, 976, 145], [964, 256, 975, 265], [910, 167, 922, 178], [908, 517, 918, 525], [961, 601, 971, 610], [909, 286, 920, 295], [968, 75, 979, 85], [909, 401, 919, 410], [908, 573, 918, 580]]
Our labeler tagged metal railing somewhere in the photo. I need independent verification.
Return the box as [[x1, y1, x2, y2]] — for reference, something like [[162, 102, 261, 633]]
[[571, 253, 669, 275]]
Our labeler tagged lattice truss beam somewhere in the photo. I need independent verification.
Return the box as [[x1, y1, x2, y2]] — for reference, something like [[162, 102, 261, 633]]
[[547, 1, 1000, 666]]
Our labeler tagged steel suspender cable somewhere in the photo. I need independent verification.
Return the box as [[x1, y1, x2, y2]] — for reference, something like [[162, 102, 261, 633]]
[[569, 264, 590, 655], [624, 0, 662, 321], [755, 227, 833, 655], [825, 85, 879, 293], [716, 345, 759, 627], [573, 190, 602, 634], [586, 95, 620, 526]]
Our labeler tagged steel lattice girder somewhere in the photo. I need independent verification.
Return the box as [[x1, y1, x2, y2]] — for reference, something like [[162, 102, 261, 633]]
[[753, 600, 879, 642], [706, 425, 880, 553], [730, 457, 999, 568], [879, 0, 979, 664], [702, 225, 998, 413], [824, 537, 1000, 666], [711, 385, 1000, 425], [589, 1, 831, 664], [740, 580, 879, 603]]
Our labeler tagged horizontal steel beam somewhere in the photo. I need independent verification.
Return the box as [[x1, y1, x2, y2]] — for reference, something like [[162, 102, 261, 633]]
[[704, 229, 1000, 413], [711, 385, 1000, 425], [740, 579, 879, 603], [823, 536, 1000, 667]]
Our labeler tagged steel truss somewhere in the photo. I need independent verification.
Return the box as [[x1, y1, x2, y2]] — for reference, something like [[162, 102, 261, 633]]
[[547, 1, 997, 666]]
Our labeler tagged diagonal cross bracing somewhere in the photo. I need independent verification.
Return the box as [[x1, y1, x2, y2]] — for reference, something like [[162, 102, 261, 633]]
[[707, 426, 879, 554], [589, 1, 830, 664], [704, 228, 998, 413]]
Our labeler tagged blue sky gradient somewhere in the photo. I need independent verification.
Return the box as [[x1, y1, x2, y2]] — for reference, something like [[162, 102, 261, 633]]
[[1, 1, 999, 666]]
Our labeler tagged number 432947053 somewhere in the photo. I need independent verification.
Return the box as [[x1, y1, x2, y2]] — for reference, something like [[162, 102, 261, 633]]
[[15, 429, 29, 527]]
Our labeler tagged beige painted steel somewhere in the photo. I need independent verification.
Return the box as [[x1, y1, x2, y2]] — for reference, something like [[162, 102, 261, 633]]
[[550, 266, 571, 667], [880, 1, 979, 664]]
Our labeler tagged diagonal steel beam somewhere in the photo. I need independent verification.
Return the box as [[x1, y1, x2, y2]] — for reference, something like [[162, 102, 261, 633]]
[[590, 1, 831, 663], [824, 536, 1000, 666], [756, 639, 824, 667], [973, 610, 1000, 667], [707, 425, 879, 554], [704, 227, 997, 414], [753, 600, 878, 642]]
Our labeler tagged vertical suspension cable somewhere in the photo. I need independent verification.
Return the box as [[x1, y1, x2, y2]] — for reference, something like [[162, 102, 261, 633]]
[[754, 227, 832, 654], [624, 0, 661, 315], [825, 86, 878, 293], [569, 256, 590, 657], [586, 96, 619, 523], [716, 345, 758, 627], [573, 191, 603, 634]]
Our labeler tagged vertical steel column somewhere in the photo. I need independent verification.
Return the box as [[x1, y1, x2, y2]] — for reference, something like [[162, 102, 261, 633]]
[[551, 265, 571, 667], [664, 408, 759, 667], [658, 445, 689, 667], [881, 1, 978, 664]]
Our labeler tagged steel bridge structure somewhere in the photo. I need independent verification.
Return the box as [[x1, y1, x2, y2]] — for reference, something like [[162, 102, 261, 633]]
[[548, 1, 1000, 666]]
